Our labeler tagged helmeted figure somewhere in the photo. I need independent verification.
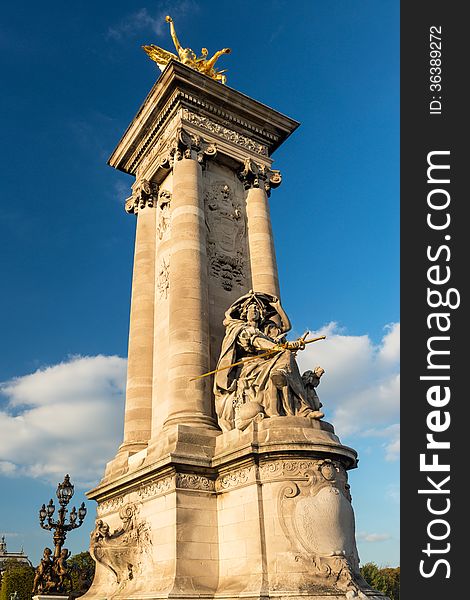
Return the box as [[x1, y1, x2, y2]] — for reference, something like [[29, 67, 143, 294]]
[[214, 291, 324, 431]]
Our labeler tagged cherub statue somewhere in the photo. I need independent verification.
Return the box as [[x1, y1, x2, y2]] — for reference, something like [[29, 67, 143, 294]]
[[142, 16, 231, 84], [32, 547, 54, 594], [55, 548, 72, 592]]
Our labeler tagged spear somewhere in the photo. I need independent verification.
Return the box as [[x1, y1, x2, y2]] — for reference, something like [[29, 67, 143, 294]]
[[189, 335, 326, 381]]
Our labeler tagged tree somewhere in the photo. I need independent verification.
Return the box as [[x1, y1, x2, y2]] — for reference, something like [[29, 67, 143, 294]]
[[360, 562, 400, 600], [67, 551, 95, 597], [0, 561, 35, 600]]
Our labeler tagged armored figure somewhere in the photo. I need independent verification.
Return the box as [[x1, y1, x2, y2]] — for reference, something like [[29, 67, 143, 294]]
[[213, 291, 325, 430]]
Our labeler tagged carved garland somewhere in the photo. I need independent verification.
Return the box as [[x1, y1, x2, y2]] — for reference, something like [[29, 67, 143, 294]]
[[182, 109, 268, 156]]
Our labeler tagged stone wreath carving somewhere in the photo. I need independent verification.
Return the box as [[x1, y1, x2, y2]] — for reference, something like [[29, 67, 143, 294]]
[[278, 459, 370, 598], [90, 503, 151, 590]]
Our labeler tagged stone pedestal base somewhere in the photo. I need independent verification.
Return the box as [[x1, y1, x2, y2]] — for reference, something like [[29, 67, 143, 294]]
[[84, 419, 387, 600]]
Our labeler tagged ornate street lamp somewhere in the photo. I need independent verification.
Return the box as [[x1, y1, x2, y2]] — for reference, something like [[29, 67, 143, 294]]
[[38, 474, 87, 560], [33, 474, 87, 595]]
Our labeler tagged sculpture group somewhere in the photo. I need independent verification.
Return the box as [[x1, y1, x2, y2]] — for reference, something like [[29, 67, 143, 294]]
[[213, 291, 325, 431], [32, 547, 71, 595]]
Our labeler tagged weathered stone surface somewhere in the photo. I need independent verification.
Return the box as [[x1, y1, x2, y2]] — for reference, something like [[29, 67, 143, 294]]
[[85, 62, 387, 600]]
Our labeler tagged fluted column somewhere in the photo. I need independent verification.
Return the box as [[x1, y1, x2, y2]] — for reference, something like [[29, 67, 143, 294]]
[[240, 159, 282, 297], [120, 180, 157, 452], [164, 136, 218, 430]]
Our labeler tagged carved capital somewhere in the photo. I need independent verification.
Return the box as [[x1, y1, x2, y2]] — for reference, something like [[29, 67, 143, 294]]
[[125, 179, 159, 215], [238, 158, 281, 196], [166, 128, 217, 166]]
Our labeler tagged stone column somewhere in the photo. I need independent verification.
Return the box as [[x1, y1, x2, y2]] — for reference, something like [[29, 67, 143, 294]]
[[164, 136, 217, 430], [240, 159, 282, 297], [121, 180, 157, 453]]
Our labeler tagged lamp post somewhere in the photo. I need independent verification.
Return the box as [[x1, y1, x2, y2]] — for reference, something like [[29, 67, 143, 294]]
[[33, 474, 87, 595], [38, 474, 87, 559]]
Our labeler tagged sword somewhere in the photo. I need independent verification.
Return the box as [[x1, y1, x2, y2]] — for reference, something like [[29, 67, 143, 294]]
[[189, 335, 326, 381]]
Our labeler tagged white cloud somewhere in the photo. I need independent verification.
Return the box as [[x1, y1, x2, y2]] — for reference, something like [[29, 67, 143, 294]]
[[357, 532, 392, 543], [0, 356, 126, 487], [297, 322, 400, 460], [107, 2, 198, 41], [0, 321, 399, 486]]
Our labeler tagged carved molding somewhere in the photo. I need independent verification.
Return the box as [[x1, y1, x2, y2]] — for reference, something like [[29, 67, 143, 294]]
[[125, 179, 159, 215], [176, 473, 215, 491], [238, 158, 282, 196], [137, 474, 174, 500], [126, 89, 280, 174], [96, 496, 126, 517], [260, 459, 318, 482], [182, 109, 268, 156], [216, 465, 255, 492]]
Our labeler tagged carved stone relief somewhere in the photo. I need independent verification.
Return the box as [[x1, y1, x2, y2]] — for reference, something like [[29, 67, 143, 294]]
[[157, 257, 170, 299], [182, 109, 269, 156], [90, 503, 152, 591], [137, 475, 174, 500], [157, 190, 172, 240], [176, 473, 215, 491], [204, 183, 246, 291], [96, 495, 125, 517], [216, 465, 255, 491], [277, 459, 368, 597]]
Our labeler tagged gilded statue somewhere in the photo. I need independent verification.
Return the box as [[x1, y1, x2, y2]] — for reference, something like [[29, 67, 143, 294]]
[[142, 16, 231, 84], [213, 291, 325, 431]]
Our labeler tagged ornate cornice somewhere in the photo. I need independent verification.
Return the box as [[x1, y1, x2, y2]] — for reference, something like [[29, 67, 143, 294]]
[[109, 63, 299, 176], [182, 109, 268, 156]]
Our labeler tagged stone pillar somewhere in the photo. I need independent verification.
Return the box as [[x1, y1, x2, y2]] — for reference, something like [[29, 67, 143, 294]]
[[121, 181, 157, 452], [164, 139, 217, 430], [240, 159, 282, 297]]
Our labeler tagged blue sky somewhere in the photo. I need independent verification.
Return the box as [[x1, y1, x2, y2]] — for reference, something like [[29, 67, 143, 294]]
[[0, 1, 399, 567]]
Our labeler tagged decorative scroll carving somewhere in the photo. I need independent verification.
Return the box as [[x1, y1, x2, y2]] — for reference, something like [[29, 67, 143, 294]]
[[125, 179, 159, 215], [176, 473, 215, 491], [90, 503, 151, 590], [238, 158, 282, 196], [157, 257, 170, 299], [277, 459, 367, 596], [204, 183, 246, 291], [97, 496, 125, 517], [260, 459, 318, 481], [138, 475, 174, 500], [157, 190, 172, 240], [216, 465, 254, 491], [182, 109, 268, 156]]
